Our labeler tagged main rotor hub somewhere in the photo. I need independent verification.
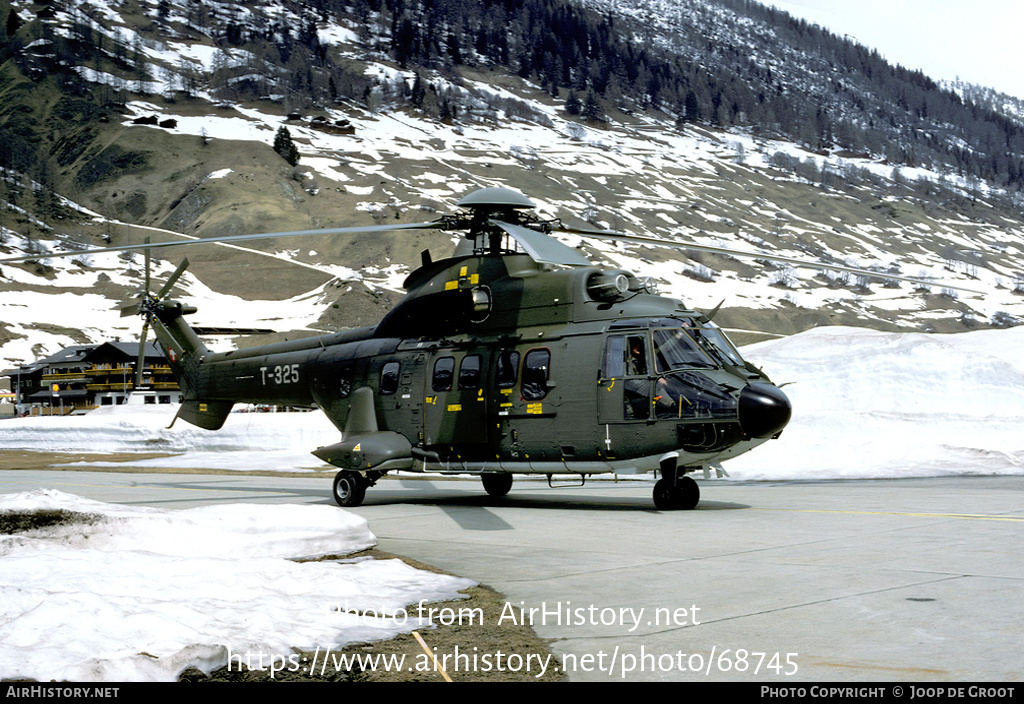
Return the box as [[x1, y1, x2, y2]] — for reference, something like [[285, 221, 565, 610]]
[[456, 187, 536, 210], [447, 188, 547, 257]]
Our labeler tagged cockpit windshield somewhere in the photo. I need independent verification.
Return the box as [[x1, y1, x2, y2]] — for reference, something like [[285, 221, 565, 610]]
[[653, 327, 714, 371], [692, 322, 744, 367], [652, 321, 744, 372]]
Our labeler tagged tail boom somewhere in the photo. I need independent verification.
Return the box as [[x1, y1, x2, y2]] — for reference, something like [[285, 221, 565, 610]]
[[149, 300, 320, 430]]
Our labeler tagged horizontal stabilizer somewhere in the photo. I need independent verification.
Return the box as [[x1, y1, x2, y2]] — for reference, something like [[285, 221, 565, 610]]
[[173, 400, 234, 431]]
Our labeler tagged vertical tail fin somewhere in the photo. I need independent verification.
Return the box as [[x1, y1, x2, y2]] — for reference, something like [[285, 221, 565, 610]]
[[148, 301, 234, 430], [121, 256, 232, 431]]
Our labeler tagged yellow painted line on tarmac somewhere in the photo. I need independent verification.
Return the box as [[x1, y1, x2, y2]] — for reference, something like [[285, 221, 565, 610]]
[[755, 508, 1024, 523]]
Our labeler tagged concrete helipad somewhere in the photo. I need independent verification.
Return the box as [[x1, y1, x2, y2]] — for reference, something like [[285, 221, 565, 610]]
[[1, 469, 1020, 681]]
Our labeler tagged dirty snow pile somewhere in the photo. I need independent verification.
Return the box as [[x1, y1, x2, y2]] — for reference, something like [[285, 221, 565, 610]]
[[727, 325, 1024, 479], [0, 405, 339, 471], [0, 489, 474, 682]]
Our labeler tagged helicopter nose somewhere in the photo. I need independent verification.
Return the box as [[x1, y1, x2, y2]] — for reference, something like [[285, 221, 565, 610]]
[[738, 382, 792, 439]]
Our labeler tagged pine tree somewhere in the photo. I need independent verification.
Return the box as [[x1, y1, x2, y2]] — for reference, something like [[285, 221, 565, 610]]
[[6, 8, 22, 37], [273, 126, 300, 166], [683, 90, 701, 123], [582, 90, 603, 122], [410, 72, 426, 109], [564, 90, 582, 116]]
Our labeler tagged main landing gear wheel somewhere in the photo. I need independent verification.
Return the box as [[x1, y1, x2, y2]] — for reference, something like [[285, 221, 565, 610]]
[[653, 475, 700, 510], [333, 470, 367, 507], [481, 473, 513, 497]]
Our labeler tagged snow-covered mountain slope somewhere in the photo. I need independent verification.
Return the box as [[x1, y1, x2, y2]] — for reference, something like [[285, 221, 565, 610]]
[[4, 88, 1022, 368], [2, 0, 1023, 371]]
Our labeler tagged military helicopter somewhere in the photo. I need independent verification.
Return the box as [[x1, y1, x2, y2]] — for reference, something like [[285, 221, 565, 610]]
[[17, 184, 942, 510]]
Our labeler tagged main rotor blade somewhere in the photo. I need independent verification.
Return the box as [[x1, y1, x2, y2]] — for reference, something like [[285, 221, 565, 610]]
[[155, 257, 189, 300], [554, 223, 629, 238], [0, 221, 446, 264], [135, 321, 149, 389], [490, 220, 592, 267], [578, 230, 986, 295], [143, 239, 151, 293]]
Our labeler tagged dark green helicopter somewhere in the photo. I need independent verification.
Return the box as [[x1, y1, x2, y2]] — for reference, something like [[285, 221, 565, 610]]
[[7, 187, 803, 509]]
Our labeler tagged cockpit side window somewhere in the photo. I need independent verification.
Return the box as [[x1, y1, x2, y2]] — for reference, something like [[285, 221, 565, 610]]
[[626, 335, 647, 376], [603, 336, 625, 378], [603, 336, 650, 420], [603, 335, 648, 377]]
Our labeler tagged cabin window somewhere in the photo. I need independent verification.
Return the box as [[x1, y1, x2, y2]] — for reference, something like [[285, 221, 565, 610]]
[[521, 348, 551, 401], [380, 362, 400, 395], [338, 366, 353, 398], [496, 350, 520, 388], [432, 357, 455, 392], [459, 355, 482, 390]]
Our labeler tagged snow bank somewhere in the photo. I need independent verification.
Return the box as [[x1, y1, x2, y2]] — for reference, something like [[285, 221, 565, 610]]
[[0, 489, 474, 682], [728, 325, 1024, 478]]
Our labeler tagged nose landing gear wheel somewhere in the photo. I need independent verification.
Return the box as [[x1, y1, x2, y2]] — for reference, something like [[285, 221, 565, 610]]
[[653, 475, 700, 510], [333, 470, 367, 507]]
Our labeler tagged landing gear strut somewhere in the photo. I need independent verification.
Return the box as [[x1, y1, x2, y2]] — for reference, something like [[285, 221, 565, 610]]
[[653, 470, 700, 510]]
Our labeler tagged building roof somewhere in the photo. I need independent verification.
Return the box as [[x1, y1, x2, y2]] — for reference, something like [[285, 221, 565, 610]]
[[39, 345, 95, 365], [81, 341, 165, 363], [2, 341, 166, 378]]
